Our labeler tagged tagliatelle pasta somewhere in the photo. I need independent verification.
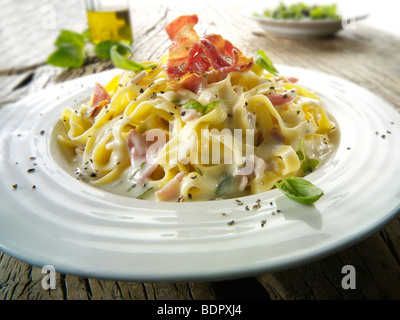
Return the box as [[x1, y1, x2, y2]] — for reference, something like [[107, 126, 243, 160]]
[[57, 15, 338, 202]]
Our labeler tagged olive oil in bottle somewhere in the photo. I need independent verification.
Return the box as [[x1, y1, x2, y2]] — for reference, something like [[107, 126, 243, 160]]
[[86, 9, 133, 44]]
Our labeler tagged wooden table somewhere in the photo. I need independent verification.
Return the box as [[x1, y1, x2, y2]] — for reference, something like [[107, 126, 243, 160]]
[[1, 2, 400, 300]]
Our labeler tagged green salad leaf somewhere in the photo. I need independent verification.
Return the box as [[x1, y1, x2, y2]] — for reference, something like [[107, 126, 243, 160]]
[[262, 2, 341, 20], [275, 176, 324, 205]]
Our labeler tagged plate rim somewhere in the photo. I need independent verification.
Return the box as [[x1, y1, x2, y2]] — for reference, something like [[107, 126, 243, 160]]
[[0, 65, 399, 282]]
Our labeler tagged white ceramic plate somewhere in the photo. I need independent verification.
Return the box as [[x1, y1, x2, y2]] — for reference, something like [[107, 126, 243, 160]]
[[0, 66, 399, 282], [249, 12, 368, 39]]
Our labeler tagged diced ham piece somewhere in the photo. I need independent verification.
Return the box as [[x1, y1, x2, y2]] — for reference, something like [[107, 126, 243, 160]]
[[164, 15, 254, 93], [267, 88, 297, 107], [180, 107, 202, 122], [233, 154, 267, 191], [276, 76, 299, 83], [270, 127, 285, 143], [237, 175, 249, 192], [253, 154, 267, 177], [155, 172, 186, 201], [287, 77, 299, 83], [87, 82, 111, 117], [127, 128, 166, 184]]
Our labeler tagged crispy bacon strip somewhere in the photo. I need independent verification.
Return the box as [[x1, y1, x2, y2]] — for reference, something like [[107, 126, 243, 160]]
[[164, 15, 254, 93], [165, 14, 199, 64]]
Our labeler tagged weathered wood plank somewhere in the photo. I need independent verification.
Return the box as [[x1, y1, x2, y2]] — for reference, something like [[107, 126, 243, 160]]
[[257, 217, 400, 300]]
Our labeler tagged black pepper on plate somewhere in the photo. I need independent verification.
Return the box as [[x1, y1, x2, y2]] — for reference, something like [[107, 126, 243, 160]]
[[261, 220, 266, 227], [235, 199, 243, 206]]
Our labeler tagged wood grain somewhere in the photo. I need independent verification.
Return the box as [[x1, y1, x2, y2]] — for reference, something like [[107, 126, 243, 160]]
[[0, 3, 399, 300]]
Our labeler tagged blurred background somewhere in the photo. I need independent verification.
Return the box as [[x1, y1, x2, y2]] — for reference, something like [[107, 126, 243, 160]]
[[0, 0, 398, 73]]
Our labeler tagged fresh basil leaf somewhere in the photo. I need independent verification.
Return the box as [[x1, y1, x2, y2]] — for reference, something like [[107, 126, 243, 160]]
[[296, 138, 305, 160], [184, 99, 226, 115], [110, 46, 157, 71], [255, 50, 279, 76], [275, 176, 324, 205], [46, 44, 84, 68], [55, 30, 85, 50], [184, 99, 204, 111], [296, 150, 305, 160], [95, 41, 132, 60], [204, 100, 226, 114], [216, 174, 234, 197], [302, 157, 319, 173], [296, 137, 319, 173]]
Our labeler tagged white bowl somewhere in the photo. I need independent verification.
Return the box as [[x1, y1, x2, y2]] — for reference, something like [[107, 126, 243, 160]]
[[250, 13, 368, 39]]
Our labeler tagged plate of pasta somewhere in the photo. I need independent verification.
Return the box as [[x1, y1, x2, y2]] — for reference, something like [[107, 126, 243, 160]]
[[0, 15, 399, 281]]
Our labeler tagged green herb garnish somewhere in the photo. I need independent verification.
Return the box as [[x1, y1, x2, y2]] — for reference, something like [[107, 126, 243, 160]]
[[184, 100, 204, 111], [255, 50, 279, 76], [184, 99, 226, 115], [275, 176, 324, 205], [297, 138, 319, 173], [136, 187, 154, 199], [195, 167, 203, 176], [216, 174, 234, 197]]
